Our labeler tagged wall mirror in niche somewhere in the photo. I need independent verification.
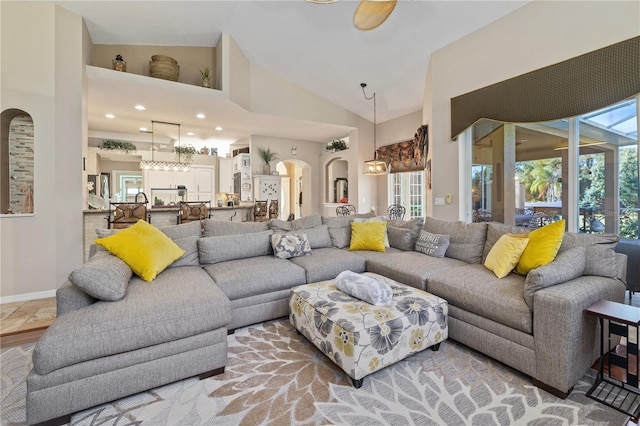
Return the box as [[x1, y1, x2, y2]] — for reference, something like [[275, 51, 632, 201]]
[[334, 178, 348, 203], [325, 158, 348, 203], [1, 109, 35, 215]]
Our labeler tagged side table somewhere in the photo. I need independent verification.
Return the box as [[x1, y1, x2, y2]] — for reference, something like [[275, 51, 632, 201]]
[[585, 300, 640, 418]]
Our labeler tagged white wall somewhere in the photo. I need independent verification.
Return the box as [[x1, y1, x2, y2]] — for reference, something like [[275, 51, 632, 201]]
[[425, 1, 640, 220], [1, 3, 84, 299]]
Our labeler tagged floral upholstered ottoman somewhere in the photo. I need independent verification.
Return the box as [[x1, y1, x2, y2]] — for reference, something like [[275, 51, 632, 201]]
[[289, 272, 448, 388]]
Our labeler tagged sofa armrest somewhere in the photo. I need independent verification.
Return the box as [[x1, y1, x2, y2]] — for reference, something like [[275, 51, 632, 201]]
[[615, 252, 627, 285], [533, 276, 625, 395], [56, 281, 96, 316]]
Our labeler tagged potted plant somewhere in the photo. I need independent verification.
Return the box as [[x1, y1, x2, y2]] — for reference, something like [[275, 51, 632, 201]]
[[174, 145, 197, 163], [112, 54, 126, 72], [258, 147, 278, 175], [99, 139, 137, 154], [327, 139, 348, 152], [200, 67, 211, 88]]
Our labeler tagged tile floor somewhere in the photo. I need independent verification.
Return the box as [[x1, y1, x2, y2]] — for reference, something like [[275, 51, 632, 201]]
[[0, 297, 56, 335]]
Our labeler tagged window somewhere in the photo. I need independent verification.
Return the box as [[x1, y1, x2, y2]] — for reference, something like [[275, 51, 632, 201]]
[[389, 171, 424, 219], [468, 97, 638, 239]]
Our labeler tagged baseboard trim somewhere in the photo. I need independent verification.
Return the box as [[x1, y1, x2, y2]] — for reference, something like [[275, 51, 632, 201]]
[[0, 290, 56, 304]]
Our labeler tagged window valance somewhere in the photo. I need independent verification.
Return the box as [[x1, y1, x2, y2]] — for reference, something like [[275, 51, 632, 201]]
[[377, 125, 428, 173], [450, 36, 640, 140]]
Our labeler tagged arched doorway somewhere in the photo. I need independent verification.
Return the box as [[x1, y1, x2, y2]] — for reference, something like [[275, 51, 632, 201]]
[[276, 159, 311, 220]]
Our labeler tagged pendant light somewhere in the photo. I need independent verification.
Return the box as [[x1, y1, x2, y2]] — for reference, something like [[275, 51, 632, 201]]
[[361, 83, 387, 175], [140, 120, 190, 172]]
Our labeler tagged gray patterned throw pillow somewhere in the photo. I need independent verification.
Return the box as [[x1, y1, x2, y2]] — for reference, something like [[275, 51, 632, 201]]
[[271, 232, 312, 259], [415, 230, 450, 258]]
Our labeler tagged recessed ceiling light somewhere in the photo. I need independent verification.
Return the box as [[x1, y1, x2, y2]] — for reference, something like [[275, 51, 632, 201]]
[[197, 113, 206, 119], [215, 126, 223, 131], [140, 127, 148, 132], [134, 105, 146, 111], [187, 132, 194, 136], [105, 113, 115, 119]]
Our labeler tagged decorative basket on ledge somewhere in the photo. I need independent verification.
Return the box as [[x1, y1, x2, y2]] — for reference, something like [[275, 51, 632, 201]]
[[149, 55, 179, 81]]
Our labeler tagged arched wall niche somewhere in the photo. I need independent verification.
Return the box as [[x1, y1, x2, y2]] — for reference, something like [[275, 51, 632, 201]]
[[325, 158, 348, 203], [1, 109, 35, 215]]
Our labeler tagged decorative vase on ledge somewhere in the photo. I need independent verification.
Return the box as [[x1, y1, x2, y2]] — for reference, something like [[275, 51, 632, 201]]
[[112, 54, 126, 72], [263, 163, 271, 175]]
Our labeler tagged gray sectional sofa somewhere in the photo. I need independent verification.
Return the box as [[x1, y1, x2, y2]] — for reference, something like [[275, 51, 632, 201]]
[[26, 214, 627, 425]]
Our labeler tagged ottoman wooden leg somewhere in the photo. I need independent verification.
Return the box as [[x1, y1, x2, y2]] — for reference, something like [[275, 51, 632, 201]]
[[430, 343, 441, 351], [351, 377, 364, 388]]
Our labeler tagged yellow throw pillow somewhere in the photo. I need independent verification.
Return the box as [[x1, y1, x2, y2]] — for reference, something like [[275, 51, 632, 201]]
[[348, 221, 387, 252], [95, 220, 185, 282], [484, 234, 530, 278], [515, 219, 565, 275]]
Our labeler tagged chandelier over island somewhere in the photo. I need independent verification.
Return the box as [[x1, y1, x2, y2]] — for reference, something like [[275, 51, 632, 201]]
[[140, 120, 191, 172]]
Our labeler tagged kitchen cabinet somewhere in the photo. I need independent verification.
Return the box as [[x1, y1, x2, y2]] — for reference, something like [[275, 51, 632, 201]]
[[189, 166, 215, 202], [218, 157, 233, 194], [143, 165, 215, 203]]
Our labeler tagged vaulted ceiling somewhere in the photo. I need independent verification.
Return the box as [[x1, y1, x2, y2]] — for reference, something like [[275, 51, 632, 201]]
[[54, 1, 529, 151]]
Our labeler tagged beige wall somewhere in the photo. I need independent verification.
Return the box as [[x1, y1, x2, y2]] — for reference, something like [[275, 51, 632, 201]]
[[1, 2, 84, 299], [92, 45, 216, 89], [375, 111, 424, 213], [250, 135, 323, 216], [425, 0, 640, 220]]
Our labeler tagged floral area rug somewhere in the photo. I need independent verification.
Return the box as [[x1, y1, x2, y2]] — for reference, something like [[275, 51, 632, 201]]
[[0, 318, 630, 425]]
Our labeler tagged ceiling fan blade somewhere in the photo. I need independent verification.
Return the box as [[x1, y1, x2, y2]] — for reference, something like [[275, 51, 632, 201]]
[[353, 0, 397, 31]]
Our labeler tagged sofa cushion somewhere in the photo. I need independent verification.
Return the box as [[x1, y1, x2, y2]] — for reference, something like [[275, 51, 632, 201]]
[[484, 234, 529, 278], [203, 256, 306, 300], [170, 236, 201, 268], [523, 246, 586, 308], [388, 226, 414, 251], [95, 220, 185, 282], [33, 266, 231, 375], [423, 217, 487, 264], [300, 224, 332, 249], [198, 230, 273, 265], [414, 230, 450, 258], [93, 221, 202, 261], [584, 245, 618, 278], [292, 214, 323, 230], [349, 221, 386, 252], [289, 247, 366, 282], [322, 216, 354, 248], [203, 219, 269, 237], [271, 232, 312, 259], [329, 227, 351, 249], [160, 220, 202, 240], [387, 218, 424, 251], [427, 264, 532, 334], [269, 219, 294, 232], [68, 252, 132, 301], [482, 222, 529, 262], [322, 216, 353, 229], [515, 220, 565, 275], [365, 251, 466, 291], [559, 232, 619, 252]]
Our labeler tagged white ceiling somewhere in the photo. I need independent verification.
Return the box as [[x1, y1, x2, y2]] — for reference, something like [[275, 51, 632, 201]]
[[55, 0, 529, 153]]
